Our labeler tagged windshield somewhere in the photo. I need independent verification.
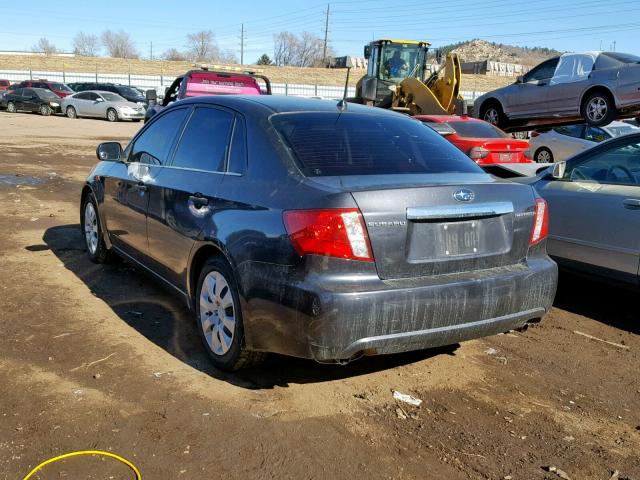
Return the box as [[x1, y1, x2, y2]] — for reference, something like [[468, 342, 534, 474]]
[[272, 112, 482, 177], [606, 125, 639, 137], [447, 121, 508, 139], [35, 89, 59, 99], [602, 52, 640, 64], [380, 43, 425, 80], [50, 83, 73, 92], [115, 86, 143, 97], [101, 92, 125, 102]]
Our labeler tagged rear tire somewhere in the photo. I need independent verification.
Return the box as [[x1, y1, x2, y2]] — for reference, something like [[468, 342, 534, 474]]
[[106, 108, 118, 122], [480, 101, 506, 129], [81, 194, 112, 264], [535, 147, 554, 163], [7, 101, 16, 113], [39, 104, 51, 116], [195, 257, 266, 371], [66, 106, 77, 119], [582, 91, 616, 127]]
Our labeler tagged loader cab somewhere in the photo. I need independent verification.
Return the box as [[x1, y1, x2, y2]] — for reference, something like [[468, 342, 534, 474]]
[[360, 39, 430, 106]]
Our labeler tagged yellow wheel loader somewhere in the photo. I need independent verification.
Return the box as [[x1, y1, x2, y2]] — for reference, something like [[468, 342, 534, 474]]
[[352, 39, 463, 116]]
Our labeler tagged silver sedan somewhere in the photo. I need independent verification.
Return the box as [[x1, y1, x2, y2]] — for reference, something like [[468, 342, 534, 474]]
[[517, 132, 640, 286], [475, 52, 640, 131], [61, 90, 145, 122]]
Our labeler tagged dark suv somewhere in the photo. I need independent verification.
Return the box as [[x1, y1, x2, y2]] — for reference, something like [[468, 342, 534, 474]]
[[69, 83, 147, 105], [83, 96, 557, 370]]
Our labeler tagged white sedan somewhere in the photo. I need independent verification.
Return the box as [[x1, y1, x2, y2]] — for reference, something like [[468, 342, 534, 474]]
[[528, 121, 639, 163], [61, 90, 145, 122]]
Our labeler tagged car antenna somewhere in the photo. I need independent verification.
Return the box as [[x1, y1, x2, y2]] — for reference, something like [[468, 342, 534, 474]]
[[337, 99, 348, 112]]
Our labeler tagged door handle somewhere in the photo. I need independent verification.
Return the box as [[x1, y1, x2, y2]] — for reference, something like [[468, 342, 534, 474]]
[[134, 181, 147, 192], [623, 198, 640, 209], [189, 193, 209, 208]]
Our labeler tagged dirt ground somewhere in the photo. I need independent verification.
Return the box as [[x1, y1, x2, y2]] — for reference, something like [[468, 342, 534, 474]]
[[0, 113, 638, 480]]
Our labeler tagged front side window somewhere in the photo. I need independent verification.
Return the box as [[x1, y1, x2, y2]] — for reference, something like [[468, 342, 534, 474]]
[[564, 140, 640, 185], [584, 126, 609, 143], [171, 107, 234, 172], [272, 112, 482, 177], [129, 108, 189, 165]]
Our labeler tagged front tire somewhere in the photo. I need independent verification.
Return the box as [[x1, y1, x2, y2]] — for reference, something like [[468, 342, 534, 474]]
[[81, 194, 112, 264], [106, 108, 118, 122], [66, 106, 77, 119], [195, 257, 265, 371], [535, 147, 554, 163], [582, 91, 615, 126], [7, 101, 16, 113], [40, 104, 52, 116]]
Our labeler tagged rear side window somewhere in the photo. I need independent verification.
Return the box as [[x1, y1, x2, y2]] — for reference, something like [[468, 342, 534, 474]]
[[171, 107, 233, 172], [272, 112, 482, 177], [447, 120, 507, 138], [130, 108, 189, 165]]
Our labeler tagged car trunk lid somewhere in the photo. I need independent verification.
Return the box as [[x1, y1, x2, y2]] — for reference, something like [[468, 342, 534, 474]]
[[350, 180, 535, 279]]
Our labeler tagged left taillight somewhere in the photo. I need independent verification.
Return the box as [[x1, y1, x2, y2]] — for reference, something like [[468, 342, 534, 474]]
[[283, 208, 374, 262], [529, 198, 549, 245]]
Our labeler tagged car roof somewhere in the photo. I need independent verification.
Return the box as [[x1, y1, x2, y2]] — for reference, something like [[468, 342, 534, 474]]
[[174, 95, 406, 116]]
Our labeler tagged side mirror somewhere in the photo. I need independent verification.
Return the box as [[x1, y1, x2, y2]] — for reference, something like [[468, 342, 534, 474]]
[[551, 161, 566, 179], [96, 142, 123, 162], [95, 97, 104, 102], [146, 89, 157, 102], [515, 75, 523, 84], [363, 45, 370, 59]]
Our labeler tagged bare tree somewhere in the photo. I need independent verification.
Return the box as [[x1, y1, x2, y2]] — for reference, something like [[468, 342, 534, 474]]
[[217, 49, 238, 64], [162, 48, 187, 61], [72, 32, 100, 57], [32, 38, 57, 55], [185, 30, 219, 62], [273, 31, 330, 67], [273, 31, 297, 66], [101, 30, 139, 59]]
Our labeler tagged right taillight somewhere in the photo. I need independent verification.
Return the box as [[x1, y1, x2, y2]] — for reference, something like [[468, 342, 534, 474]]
[[283, 208, 374, 262], [529, 198, 549, 245]]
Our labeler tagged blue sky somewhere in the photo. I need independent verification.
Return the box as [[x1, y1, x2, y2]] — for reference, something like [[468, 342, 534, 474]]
[[0, 0, 637, 61]]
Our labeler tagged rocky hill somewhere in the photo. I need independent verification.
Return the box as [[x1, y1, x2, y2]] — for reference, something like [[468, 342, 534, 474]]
[[441, 39, 562, 66]]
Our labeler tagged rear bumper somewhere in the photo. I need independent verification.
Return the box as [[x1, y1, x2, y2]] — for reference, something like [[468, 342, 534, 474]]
[[240, 256, 558, 361]]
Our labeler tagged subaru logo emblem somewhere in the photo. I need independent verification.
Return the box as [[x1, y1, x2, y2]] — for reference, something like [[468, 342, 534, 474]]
[[453, 189, 475, 202]]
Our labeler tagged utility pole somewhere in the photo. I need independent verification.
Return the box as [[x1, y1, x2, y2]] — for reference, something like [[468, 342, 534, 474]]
[[240, 24, 245, 65], [322, 3, 330, 65], [150, 41, 153, 60], [613, 40, 616, 52]]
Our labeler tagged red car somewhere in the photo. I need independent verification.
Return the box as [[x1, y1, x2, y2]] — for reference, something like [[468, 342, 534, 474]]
[[0, 80, 10, 91], [13, 79, 74, 98], [416, 115, 532, 164]]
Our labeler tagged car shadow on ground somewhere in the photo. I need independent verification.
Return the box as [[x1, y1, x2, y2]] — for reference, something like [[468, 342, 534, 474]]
[[553, 270, 639, 335], [38, 224, 458, 390]]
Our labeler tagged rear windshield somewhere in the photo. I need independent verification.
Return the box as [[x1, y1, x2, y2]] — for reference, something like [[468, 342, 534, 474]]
[[447, 120, 508, 139], [115, 86, 142, 97], [272, 112, 482, 176]]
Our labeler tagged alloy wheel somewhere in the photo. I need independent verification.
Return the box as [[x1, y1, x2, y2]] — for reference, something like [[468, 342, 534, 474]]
[[484, 108, 499, 125], [83, 202, 99, 255], [107, 109, 117, 122], [586, 97, 607, 122], [536, 149, 551, 163], [67, 106, 76, 118], [199, 271, 236, 356]]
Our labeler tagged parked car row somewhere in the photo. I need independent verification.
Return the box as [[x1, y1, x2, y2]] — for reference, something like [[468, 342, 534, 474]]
[[0, 79, 150, 122]]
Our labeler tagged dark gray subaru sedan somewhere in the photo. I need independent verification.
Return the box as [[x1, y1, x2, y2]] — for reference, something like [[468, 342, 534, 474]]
[[82, 95, 557, 370]]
